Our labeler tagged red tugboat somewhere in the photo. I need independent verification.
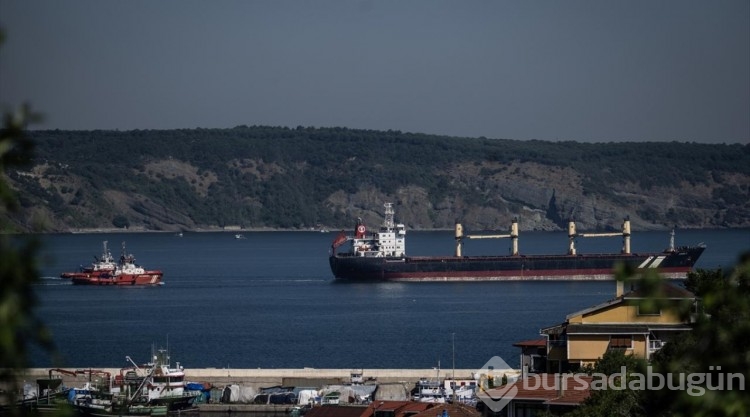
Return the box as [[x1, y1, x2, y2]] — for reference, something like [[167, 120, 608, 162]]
[[70, 242, 163, 286], [60, 240, 117, 279]]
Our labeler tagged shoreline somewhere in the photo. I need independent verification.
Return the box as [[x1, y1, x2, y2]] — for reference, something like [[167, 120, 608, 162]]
[[16, 367, 519, 390], [4, 226, 745, 236]]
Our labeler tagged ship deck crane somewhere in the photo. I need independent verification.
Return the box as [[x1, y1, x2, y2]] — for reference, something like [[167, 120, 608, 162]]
[[567, 218, 631, 255], [454, 218, 519, 257]]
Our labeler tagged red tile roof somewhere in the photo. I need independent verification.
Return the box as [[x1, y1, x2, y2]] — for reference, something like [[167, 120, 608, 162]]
[[305, 405, 369, 417], [485, 374, 592, 406], [512, 338, 546, 347], [409, 402, 481, 417]]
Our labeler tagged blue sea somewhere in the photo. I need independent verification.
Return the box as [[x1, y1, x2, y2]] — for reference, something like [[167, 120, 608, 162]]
[[28, 228, 749, 370]]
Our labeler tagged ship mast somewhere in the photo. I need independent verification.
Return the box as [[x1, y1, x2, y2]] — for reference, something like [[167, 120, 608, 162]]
[[383, 203, 395, 231]]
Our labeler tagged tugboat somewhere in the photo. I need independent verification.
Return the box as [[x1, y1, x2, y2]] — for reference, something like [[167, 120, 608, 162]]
[[60, 241, 117, 279], [70, 242, 163, 286], [329, 203, 705, 282]]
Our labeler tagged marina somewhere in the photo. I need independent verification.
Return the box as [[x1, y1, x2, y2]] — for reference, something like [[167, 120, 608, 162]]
[[13, 366, 508, 415]]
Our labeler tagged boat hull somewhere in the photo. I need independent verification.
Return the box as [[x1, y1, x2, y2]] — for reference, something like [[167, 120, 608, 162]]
[[70, 272, 163, 286], [329, 247, 705, 282]]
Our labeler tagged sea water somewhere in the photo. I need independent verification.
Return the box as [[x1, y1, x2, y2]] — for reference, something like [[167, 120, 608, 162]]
[[28, 228, 749, 370]]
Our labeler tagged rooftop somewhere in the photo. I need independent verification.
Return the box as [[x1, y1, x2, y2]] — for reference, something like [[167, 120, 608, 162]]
[[512, 338, 547, 348], [485, 373, 593, 406]]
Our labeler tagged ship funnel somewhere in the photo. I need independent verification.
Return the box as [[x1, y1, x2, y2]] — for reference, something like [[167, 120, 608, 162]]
[[510, 218, 519, 256]]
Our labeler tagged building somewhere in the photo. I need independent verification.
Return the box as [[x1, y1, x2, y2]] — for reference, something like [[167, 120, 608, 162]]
[[540, 281, 697, 372], [480, 373, 592, 416], [305, 400, 482, 417], [512, 338, 547, 375]]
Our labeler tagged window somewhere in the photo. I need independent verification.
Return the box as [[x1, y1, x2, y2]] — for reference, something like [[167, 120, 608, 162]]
[[637, 304, 662, 316], [609, 335, 633, 349]]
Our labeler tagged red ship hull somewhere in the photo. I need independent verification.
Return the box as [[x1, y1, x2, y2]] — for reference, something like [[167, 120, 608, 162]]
[[70, 271, 163, 286]]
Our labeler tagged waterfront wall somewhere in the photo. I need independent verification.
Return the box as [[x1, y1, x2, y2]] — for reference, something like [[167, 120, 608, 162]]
[[18, 367, 519, 388]]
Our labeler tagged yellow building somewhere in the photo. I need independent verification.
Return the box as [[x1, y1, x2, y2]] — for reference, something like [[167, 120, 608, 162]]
[[540, 281, 697, 372]]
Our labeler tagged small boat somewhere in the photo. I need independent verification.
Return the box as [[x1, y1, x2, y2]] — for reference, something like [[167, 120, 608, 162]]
[[413, 379, 448, 403], [60, 241, 117, 279], [16, 366, 185, 416], [3, 370, 71, 414], [70, 242, 163, 286], [68, 381, 114, 416], [235, 234, 245, 239]]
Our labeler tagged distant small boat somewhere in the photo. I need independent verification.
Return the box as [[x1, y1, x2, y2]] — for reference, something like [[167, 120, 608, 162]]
[[235, 234, 247, 239], [175, 232, 183, 238]]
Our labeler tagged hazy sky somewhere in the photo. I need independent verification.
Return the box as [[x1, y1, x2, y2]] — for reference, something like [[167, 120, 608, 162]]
[[1, 1, 748, 143]]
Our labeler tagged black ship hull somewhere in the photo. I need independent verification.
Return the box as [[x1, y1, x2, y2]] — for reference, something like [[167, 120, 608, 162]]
[[329, 246, 705, 282]]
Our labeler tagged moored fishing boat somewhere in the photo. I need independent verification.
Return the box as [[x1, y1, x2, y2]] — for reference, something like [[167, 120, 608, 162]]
[[115, 347, 199, 412], [70, 242, 163, 286], [329, 203, 705, 282]]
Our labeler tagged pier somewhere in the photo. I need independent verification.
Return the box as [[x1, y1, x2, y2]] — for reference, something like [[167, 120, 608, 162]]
[[17, 367, 511, 388], [12, 367, 520, 415]]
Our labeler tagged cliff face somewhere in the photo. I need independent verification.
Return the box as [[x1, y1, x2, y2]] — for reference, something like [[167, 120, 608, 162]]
[[3, 128, 749, 233], [324, 161, 749, 232]]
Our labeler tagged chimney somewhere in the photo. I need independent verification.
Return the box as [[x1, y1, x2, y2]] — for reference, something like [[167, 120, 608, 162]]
[[616, 280, 624, 297]]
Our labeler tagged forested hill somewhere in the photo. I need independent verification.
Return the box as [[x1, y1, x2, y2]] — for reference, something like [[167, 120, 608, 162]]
[[4, 126, 749, 233]]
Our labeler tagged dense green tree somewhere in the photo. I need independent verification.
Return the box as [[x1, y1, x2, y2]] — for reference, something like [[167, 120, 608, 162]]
[[0, 90, 58, 416]]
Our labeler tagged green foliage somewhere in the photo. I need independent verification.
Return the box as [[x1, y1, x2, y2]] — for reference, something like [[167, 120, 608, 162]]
[[570, 350, 647, 417], [112, 214, 130, 229], [586, 349, 647, 376], [0, 104, 58, 414], [11, 127, 748, 231], [643, 254, 750, 417]]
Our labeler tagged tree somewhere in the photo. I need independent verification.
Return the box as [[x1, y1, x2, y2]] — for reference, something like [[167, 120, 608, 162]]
[[112, 214, 130, 229], [569, 350, 647, 417], [0, 30, 58, 415], [642, 255, 750, 417]]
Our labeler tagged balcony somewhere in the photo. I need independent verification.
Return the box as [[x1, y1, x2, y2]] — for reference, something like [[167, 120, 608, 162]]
[[649, 340, 666, 353]]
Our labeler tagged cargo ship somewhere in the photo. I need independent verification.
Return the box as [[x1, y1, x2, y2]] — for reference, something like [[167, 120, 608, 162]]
[[329, 203, 705, 282]]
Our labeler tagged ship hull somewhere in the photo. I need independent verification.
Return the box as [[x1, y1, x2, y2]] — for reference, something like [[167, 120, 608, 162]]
[[329, 247, 705, 282], [70, 271, 163, 286]]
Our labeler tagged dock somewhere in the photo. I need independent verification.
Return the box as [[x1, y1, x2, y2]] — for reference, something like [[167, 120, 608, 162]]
[[17, 367, 510, 387]]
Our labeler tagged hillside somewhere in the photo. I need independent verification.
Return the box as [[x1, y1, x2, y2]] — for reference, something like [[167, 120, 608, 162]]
[[3, 126, 749, 233]]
